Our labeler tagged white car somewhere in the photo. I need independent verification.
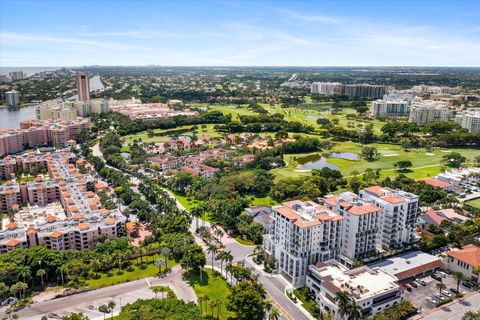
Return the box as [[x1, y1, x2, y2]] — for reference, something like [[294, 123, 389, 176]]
[[426, 296, 437, 304], [442, 290, 453, 297]]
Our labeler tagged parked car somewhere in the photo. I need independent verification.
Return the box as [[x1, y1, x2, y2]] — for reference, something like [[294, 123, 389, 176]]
[[442, 290, 453, 298], [402, 284, 412, 291], [434, 294, 446, 301], [432, 274, 442, 281], [0, 297, 17, 307], [410, 281, 418, 288], [463, 282, 473, 289], [437, 271, 447, 278], [450, 288, 460, 294], [416, 279, 427, 286], [426, 296, 437, 304]]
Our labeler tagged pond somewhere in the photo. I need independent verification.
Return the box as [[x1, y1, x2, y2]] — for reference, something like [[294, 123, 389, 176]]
[[177, 135, 192, 142], [329, 152, 360, 160], [296, 154, 339, 170]]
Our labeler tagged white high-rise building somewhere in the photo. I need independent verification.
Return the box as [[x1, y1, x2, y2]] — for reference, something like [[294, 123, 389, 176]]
[[321, 192, 382, 264], [360, 186, 419, 249], [263, 200, 344, 287], [455, 108, 480, 132], [371, 100, 409, 118], [311, 82, 343, 95], [408, 100, 454, 125], [5, 90, 20, 107]]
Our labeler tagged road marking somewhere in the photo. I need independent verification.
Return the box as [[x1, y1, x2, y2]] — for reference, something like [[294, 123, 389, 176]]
[[267, 294, 296, 320], [145, 278, 151, 287]]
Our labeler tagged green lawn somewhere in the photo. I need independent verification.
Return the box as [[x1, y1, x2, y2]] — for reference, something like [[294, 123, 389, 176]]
[[465, 198, 480, 209], [249, 196, 278, 207], [233, 236, 256, 246], [186, 268, 234, 319], [86, 257, 176, 290], [205, 104, 257, 121]]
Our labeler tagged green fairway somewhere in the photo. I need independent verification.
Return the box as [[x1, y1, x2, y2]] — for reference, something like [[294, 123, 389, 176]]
[[187, 268, 234, 319], [272, 141, 480, 181]]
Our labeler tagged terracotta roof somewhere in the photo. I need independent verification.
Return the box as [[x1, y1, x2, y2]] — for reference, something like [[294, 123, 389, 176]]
[[294, 219, 322, 228], [347, 203, 382, 216], [420, 178, 451, 189], [72, 214, 84, 220], [26, 226, 36, 235], [46, 215, 57, 223], [4, 189, 15, 195], [36, 185, 46, 191], [78, 223, 90, 230], [364, 186, 384, 197], [100, 209, 110, 215], [381, 196, 404, 204], [6, 222, 17, 230], [447, 244, 480, 267], [105, 217, 116, 225], [50, 231, 63, 238], [421, 209, 446, 226], [6, 239, 21, 247], [275, 206, 298, 220], [394, 260, 443, 280]]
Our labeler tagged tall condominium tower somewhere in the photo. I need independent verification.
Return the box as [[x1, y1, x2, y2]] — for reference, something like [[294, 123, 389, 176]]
[[76, 71, 90, 101]]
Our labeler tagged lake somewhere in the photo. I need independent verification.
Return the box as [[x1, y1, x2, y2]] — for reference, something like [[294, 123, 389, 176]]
[[329, 152, 360, 160], [296, 154, 339, 170], [0, 106, 37, 129]]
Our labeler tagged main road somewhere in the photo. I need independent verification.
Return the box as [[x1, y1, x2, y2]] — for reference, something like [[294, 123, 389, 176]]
[[420, 292, 480, 320]]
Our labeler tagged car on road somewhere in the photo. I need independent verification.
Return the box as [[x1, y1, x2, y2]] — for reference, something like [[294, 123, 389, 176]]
[[426, 296, 438, 304], [416, 279, 427, 286]]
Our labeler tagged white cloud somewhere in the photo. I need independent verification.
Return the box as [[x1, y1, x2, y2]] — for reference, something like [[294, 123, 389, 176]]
[[281, 9, 339, 24]]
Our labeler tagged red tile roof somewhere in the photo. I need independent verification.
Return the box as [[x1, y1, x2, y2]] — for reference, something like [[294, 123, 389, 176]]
[[381, 196, 404, 204], [394, 260, 443, 280], [364, 186, 385, 197], [6, 239, 21, 247], [347, 204, 382, 216], [419, 178, 451, 189], [447, 244, 480, 267], [50, 231, 63, 238]]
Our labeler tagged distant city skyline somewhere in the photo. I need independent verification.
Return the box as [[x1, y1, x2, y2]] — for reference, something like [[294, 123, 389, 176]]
[[1, 0, 479, 67]]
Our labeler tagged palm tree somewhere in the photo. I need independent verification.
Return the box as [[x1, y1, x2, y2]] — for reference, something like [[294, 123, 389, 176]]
[[190, 206, 203, 232], [151, 286, 161, 298], [436, 282, 447, 296], [209, 299, 218, 318], [16, 282, 27, 300], [198, 296, 205, 315], [17, 266, 31, 284], [269, 308, 280, 320], [203, 295, 210, 317], [207, 244, 218, 268], [335, 291, 351, 320], [462, 310, 480, 320], [107, 301, 116, 319], [348, 301, 362, 320], [224, 251, 233, 279], [98, 305, 109, 320], [36, 269, 46, 287], [453, 271, 466, 292]]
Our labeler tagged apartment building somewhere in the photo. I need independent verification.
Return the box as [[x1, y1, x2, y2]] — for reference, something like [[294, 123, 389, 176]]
[[360, 186, 419, 249], [5, 90, 20, 107], [371, 100, 409, 118], [263, 200, 343, 287], [408, 100, 454, 125], [310, 82, 386, 99], [0, 118, 91, 156], [321, 192, 382, 264], [455, 108, 480, 132], [306, 262, 403, 320], [310, 82, 343, 95], [0, 151, 125, 253], [0, 157, 18, 180], [412, 85, 460, 95]]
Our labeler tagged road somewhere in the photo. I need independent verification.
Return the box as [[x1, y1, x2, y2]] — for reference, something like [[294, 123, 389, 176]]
[[1, 266, 195, 320], [169, 189, 310, 320], [420, 292, 480, 320]]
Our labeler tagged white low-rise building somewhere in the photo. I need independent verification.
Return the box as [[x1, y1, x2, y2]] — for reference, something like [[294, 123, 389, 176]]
[[306, 262, 403, 320], [263, 200, 344, 287]]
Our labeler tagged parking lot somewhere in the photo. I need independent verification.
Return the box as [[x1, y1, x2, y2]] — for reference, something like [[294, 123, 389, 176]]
[[405, 272, 474, 312]]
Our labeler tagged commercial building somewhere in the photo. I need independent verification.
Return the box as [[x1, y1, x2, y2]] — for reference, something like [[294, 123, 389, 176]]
[[0, 152, 125, 253], [263, 200, 343, 287], [371, 100, 409, 118], [110, 102, 198, 120], [369, 251, 443, 283], [408, 100, 454, 125], [360, 186, 419, 250], [306, 262, 403, 320], [446, 244, 480, 283], [37, 99, 110, 120], [0, 118, 91, 156], [321, 192, 382, 263], [76, 71, 90, 101], [455, 108, 480, 132], [5, 90, 20, 107]]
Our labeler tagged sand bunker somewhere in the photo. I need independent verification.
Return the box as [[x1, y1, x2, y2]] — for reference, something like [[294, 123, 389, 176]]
[[383, 153, 399, 157]]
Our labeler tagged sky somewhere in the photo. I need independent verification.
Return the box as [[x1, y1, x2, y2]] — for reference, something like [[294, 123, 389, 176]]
[[0, 0, 479, 67]]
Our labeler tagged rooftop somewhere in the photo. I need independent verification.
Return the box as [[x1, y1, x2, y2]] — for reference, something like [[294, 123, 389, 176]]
[[447, 244, 480, 267], [369, 251, 442, 280]]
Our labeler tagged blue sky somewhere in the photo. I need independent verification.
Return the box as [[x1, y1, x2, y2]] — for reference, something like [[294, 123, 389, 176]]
[[1, 0, 479, 67]]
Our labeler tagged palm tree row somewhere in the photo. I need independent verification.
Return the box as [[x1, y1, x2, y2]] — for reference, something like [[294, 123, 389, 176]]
[[335, 291, 362, 320], [198, 295, 223, 319]]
